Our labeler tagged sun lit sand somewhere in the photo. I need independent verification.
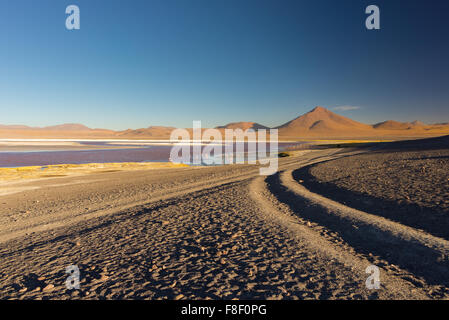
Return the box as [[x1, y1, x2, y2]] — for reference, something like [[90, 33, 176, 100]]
[[0, 162, 189, 182]]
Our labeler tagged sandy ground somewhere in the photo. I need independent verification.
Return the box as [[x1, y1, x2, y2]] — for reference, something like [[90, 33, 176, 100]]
[[0, 162, 188, 185], [0, 147, 448, 299]]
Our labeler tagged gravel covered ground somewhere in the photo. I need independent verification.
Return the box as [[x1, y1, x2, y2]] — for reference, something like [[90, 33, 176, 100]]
[[298, 136, 449, 240], [0, 151, 380, 300], [1, 144, 448, 300]]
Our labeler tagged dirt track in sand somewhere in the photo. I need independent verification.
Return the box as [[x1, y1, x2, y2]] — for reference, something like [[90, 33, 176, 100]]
[[298, 137, 449, 241], [0, 148, 448, 299]]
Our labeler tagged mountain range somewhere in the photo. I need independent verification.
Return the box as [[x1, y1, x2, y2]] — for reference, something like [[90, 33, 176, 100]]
[[1, 107, 448, 139]]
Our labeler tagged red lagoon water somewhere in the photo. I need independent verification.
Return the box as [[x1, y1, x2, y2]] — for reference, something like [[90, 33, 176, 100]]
[[0, 142, 301, 168]]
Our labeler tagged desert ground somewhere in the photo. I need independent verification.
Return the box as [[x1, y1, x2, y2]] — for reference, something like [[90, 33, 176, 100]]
[[0, 137, 448, 299]]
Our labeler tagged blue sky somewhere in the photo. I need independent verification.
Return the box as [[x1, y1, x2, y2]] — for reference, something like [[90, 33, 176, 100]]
[[0, 0, 448, 129]]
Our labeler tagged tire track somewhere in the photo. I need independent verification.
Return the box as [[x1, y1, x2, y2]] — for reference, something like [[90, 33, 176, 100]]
[[0, 149, 350, 244], [249, 175, 430, 299], [0, 148, 441, 299], [278, 169, 449, 289], [249, 147, 449, 297], [0, 167, 258, 243]]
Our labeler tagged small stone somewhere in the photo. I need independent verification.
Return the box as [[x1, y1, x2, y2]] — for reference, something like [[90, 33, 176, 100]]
[[246, 283, 257, 290], [149, 265, 158, 271], [43, 284, 54, 292], [174, 294, 185, 300], [99, 274, 109, 282]]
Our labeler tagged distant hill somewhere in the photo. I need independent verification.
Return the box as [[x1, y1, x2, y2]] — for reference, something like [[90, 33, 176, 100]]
[[276, 106, 373, 136], [0, 123, 114, 139], [43, 123, 91, 131], [1, 107, 448, 139], [0, 123, 92, 131], [274, 107, 449, 138], [216, 122, 269, 131], [117, 126, 177, 138], [373, 120, 449, 133], [411, 120, 426, 126], [0, 124, 33, 130], [373, 120, 413, 130]]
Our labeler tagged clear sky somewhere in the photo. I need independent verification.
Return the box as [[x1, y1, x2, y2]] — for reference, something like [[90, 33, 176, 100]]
[[0, 0, 448, 130]]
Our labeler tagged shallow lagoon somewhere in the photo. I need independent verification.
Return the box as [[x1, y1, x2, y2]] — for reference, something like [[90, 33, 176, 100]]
[[0, 140, 301, 168]]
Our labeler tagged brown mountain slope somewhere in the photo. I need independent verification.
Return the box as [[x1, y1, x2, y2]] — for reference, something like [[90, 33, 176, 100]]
[[373, 120, 414, 130], [43, 123, 91, 131], [216, 122, 269, 131], [0, 124, 33, 130], [373, 120, 449, 133], [0, 123, 115, 139], [277, 106, 373, 136], [116, 126, 177, 138]]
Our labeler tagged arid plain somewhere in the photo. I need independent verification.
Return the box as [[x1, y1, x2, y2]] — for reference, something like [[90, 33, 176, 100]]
[[0, 107, 448, 299]]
